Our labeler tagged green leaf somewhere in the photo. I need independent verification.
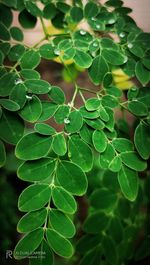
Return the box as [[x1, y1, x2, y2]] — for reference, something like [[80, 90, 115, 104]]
[[0, 98, 20, 111], [15, 133, 52, 160], [134, 122, 150, 160], [90, 188, 117, 211], [80, 123, 93, 145], [43, 3, 57, 19], [108, 216, 123, 243], [80, 247, 101, 265], [92, 130, 107, 153], [46, 229, 74, 258], [84, 2, 99, 19], [58, 39, 75, 60], [65, 110, 83, 133], [24, 79, 51, 94], [68, 135, 93, 172], [99, 105, 109, 121], [135, 237, 150, 261], [88, 55, 109, 85], [70, 6, 83, 23], [25, 1, 42, 17], [10, 26, 24, 41], [38, 102, 58, 122], [19, 96, 42, 123], [83, 211, 109, 234], [135, 61, 150, 85], [0, 22, 10, 40], [0, 140, 6, 168], [102, 49, 128, 65], [109, 155, 122, 172], [0, 4, 13, 27], [100, 143, 115, 169], [49, 86, 65, 104], [85, 98, 101, 111], [86, 119, 104, 130], [34, 123, 56, 136], [54, 105, 69, 124], [52, 133, 67, 156], [17, 208, 47, 233], [73, 50, 92, 68], [128, 100, 148, 116], [80, 106, 100, 119], [19, 10, 37, 29], [14, 228, 44, 259], [8, 44, 25, 61], [101, 95, 118, 108], [18, 184, 51, 212], [118, 165, 139, 201], [18, 158, 55, 182], [20, 69, 40, 80], [57, 160, 87, 196], [120, 151, 147, 171], [29, 240, 54, 265], [102, 235, 118, 265], [10, 83, 26, 108], [0, 72, 16, 97], [0, 110, 24, 144], [39, 43, 55, 59], [52, 186, 77, 214], [49, 209, 75, 238], [112, 138, 134, 152], [20, 50, 41, 69]]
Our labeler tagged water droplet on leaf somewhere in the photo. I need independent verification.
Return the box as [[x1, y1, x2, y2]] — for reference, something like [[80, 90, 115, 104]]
[[80, 30, 86, 35], [64, 118, 70, 124]]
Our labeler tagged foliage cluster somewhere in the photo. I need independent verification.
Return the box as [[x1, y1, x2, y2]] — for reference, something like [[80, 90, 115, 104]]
[[0, 0, 150, 264]]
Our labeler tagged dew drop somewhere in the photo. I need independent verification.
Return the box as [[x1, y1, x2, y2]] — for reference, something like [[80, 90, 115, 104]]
[[96, 24, 100, 29], [108, 19, 115, 24], [26, 95, 32, 100], [93, 42, 98, 47], [54, 49, 60, 56], [80, 30, 86, 35], [119, 32, 125, 38], [91, 17, 96, 21], [64, 118, 70, 124], [131, 87, 137, 92], [127, 43, 133, 49], [15, 79, 23, 85]]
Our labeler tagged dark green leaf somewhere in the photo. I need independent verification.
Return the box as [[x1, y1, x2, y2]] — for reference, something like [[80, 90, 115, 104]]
[[85, 98, 100, 111], [0, 22, 10, 40], [38, 102, 58, 121], [10, 26, 24, 41], [54, 105, 69, 124], [134, 122, 150, 160], [0, 72, 16, 97], [0, 98, 20, 111], [20, 69, 40, 79], [8, 44, 25, 61], [0, 110, 24, 144], [92, 130, 107, 153], [14, 228, 44, 259], [90, 188, 117, 211], [88, 55, 109, 85], [34, 123, 56, 136], [135, 61, 150, 86], [57, 160, 87, 196], [120, 151, 147, 171], [112, 138, 134, 152], [49, 209, 75, 238], [100, 143, 115, 169], [49, 86, 65, 104], [0, 139, 6, 168], [109, 155, 122, 172], [118, 165, 139, 201], [17, 208, 47, 233], [9, 83, 27, 108], [20, 50, 41, 69], [19, 95, 42, 123], [19, 10, 37, 29], [70, 6, 83, 23], [15, 133, 52, 160], [73, 50, 92, 68], [18, 158, 55, 182], [83, 211, 109, 234], [68, 135, 93, 172], [65, 110, 83, 133], [39, 43, 55, 59], [46, 229, 74, 258], [102, 235, 118, 265], [52, 186, 77, 214], [52, 133, 67, 156], [84, 2, 99, 19], [18, 184, 51, 212], [128, 100, 148, 116], [43, 3, 57, 19], [25, 1, 42, 17], [0, 4, 13, 27], [29, 240, 54, 265], [24, 79, 51, 94]]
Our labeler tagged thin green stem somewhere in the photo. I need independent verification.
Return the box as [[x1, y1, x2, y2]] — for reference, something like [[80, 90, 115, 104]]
[[40, 17, 48, 38], [32, 36, 46, 48], [79, 87, 97, 94], [79, 90, 86, 103]]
